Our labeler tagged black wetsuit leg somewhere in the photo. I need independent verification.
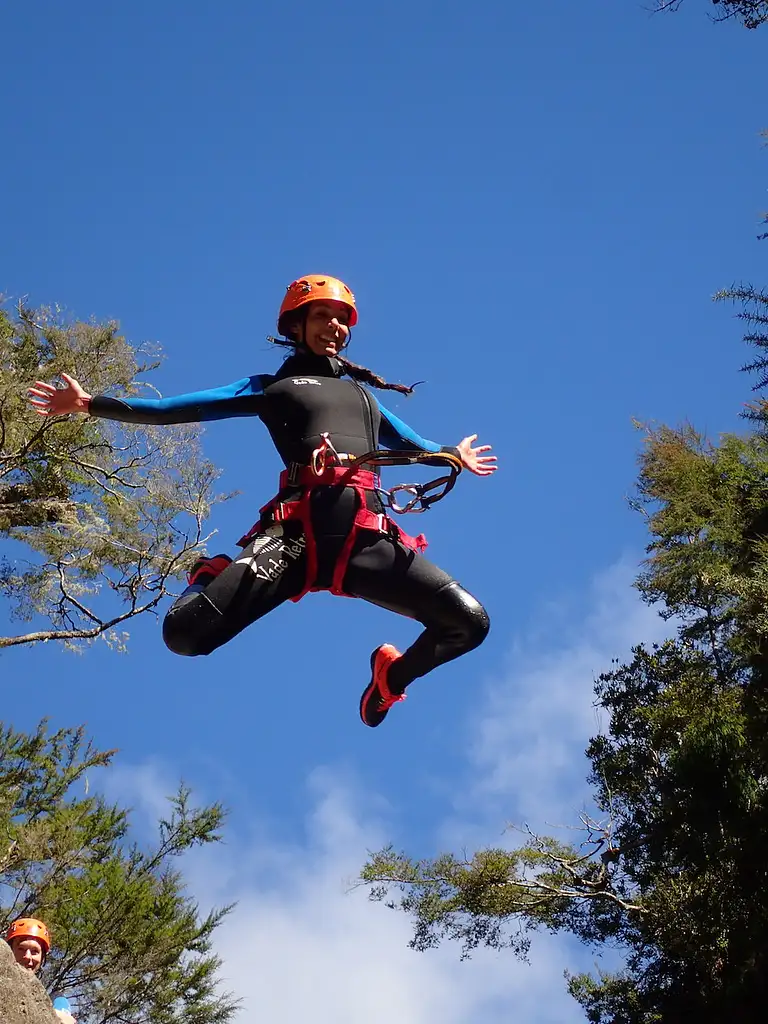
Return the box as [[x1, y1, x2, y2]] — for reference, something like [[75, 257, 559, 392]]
[[162, 524, 309, 656], [342, 532, 490, 692], [162, 486, 489, 682], [162, 486, 356, 657]]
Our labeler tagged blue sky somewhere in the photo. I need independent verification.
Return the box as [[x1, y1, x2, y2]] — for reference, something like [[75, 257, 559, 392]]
[[1, 1, 766, 1020]]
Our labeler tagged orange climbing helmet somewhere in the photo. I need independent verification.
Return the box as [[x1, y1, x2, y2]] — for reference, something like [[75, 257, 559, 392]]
[[277, 274, 358, 336], [6, 918, 51, 954]]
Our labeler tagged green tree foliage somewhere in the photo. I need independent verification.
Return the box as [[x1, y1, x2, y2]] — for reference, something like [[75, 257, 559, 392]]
[[653, 0, 768, 29], [0, 719, 237, 1024], [359, 295, 768, 1016], [0, 301, 228, 650]]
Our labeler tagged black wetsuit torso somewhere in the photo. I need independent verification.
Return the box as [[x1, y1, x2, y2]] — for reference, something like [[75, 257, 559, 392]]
[[256, 357, 381, 465]]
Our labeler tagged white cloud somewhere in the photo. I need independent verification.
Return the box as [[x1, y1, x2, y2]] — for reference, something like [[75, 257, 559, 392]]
[[457, 556, 670, 835], [187, 770, 587, 1024], [101, 759, 178, 824]]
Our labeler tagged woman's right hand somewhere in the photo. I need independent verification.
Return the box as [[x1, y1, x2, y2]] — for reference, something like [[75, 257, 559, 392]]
[[28, 373, 92, 416]]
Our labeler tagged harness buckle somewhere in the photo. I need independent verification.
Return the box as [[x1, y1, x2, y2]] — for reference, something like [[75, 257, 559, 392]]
[[271, 502, 292, 523]]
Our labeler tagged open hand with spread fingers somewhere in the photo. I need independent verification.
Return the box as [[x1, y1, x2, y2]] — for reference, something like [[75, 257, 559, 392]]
[[456, 434, 497, 476], [27, 372, 92, 416]]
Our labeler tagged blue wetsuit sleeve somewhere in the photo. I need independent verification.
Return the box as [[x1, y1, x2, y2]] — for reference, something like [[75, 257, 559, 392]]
[[88, 375, 267, 425], [377, 400, 449, 455]]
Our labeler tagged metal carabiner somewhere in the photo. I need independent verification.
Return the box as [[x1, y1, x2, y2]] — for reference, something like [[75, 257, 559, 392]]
[[310, 432, 342, 476], [390, 473, 458, 513], [384, 483, 429, 514]]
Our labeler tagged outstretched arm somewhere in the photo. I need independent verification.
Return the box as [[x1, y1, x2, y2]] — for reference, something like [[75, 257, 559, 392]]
[[28, 372, 267, 425], [377, 401, 446, 455], [378, 401, 497, 477]]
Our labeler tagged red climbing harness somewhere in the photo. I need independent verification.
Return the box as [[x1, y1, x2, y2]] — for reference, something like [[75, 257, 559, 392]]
[[236, 435, 462, 603]]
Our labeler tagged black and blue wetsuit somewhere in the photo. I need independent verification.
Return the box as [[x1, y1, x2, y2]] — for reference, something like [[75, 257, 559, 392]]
[[89, 351, 490, 697]]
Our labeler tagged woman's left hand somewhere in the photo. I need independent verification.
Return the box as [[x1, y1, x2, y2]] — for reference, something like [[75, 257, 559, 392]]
[[456, 434, 497, 477]]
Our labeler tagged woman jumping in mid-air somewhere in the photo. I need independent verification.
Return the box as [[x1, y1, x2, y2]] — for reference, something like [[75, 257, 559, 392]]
[[28, 275, 497, 727]]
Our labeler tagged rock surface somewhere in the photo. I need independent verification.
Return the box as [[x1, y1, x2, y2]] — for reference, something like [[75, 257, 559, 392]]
[[0, 939, 58, 1024]]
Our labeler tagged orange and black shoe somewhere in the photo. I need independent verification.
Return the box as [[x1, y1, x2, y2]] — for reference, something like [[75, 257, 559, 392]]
[[359, 644, 406, 728], [187, 554, 232, 590]]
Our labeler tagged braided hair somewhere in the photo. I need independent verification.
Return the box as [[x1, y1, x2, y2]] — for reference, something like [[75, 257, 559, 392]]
[[270, 309, 420, 396]]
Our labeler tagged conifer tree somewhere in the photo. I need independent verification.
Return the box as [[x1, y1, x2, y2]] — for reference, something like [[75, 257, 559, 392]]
[[0, 719, 237, 1024]]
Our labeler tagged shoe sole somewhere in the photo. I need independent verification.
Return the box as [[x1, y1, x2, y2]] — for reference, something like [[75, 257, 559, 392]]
[[359, 648, 382, 727]]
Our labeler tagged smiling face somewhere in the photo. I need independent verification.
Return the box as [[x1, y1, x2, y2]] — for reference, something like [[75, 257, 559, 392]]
[[11, 937, 44, 973], [295, 300, 352, 357]]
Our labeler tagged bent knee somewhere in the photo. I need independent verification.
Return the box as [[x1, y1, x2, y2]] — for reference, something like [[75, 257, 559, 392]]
[[162, 595, 220, 657], [442, 582, 490, 651], [460, 593, 491, 651], [162, 614, 206, 657]]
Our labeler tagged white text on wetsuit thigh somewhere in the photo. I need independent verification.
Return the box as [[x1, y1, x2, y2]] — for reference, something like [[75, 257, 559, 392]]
[[235, 526, 306, 583]]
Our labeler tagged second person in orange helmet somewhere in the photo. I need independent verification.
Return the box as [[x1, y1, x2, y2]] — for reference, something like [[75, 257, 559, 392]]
[[28, 275, 497, 727], [6, 918, 76, 1024]]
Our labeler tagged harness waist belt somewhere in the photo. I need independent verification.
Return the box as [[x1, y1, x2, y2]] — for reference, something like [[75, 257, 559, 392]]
[[281, 463, 379, 490], [236, 463, 427, 602]]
